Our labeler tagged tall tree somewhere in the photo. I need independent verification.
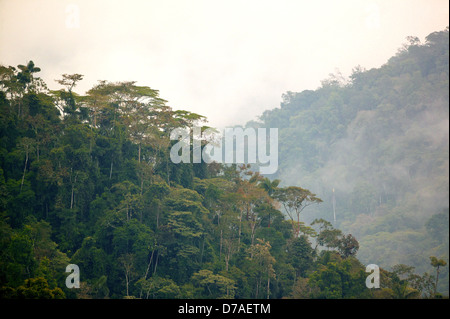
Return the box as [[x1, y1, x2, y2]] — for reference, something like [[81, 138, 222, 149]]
[[430, 256, 447, 297], [274, 186, 322, 238]]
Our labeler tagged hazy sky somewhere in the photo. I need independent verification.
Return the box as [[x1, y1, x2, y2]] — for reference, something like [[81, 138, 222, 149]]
[[0, 0, 448, 128]]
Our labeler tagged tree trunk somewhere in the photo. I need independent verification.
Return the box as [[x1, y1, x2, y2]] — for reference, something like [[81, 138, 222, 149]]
[[166, 160, 170, 186], [434, 266, 440, 296], [255, 276, 261, 299], [144, 249, 155, 280], [238, 210, 243, 247], [153, 252, 159, 276], [225, 253, 230, 272], [125, 272, 129, 297], [140, 249, 155, 299], [156, 206, 160, 228], [70, 186, 74, 210], [219, 229, 223, 260], [70, 172, 78, 210], [138, 144, 141, 163], [20, 149, 29, 194]]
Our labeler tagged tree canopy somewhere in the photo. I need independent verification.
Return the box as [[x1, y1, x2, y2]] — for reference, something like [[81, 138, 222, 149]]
[[0, 27, 448, 299]]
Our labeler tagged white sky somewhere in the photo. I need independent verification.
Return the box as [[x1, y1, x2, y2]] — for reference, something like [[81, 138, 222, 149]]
[[0, 0, 448, 129]]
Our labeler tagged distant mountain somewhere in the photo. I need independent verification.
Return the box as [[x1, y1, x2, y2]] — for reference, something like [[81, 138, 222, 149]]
[[246, 27, 449, 294]]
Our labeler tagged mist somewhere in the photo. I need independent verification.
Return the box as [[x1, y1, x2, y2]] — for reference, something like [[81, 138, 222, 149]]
[[245, 28, 449, 293], [1, 0, 448, 129]]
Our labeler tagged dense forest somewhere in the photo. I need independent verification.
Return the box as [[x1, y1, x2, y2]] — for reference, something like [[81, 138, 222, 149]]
[[0, 28, 448, 299], [246, 28, 449, 295]]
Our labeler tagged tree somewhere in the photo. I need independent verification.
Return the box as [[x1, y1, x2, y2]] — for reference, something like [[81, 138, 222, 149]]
[[274, 186, 322, 238], [16, 61, 41, 90], [52, 74, 85, 121], [311, 218, 342, 251], [55, 74, 84, 93], [135, 276, 181, 299], [71, 237, 107, 282], [391, 264, 434, 298], [308, 259, 368, 299], [258, 177, 280, 197], [246, 239, 276, 299], [241, 182, 271, 247], [13, 277, 65, 299], [84, 80, 110, 128], [430, 256, 447, 297], [390, 276, 420, 299], [118, 253, 136, 297], [2, 39, 448, 299], [336, 234, 359, 259], [287, 235, 314, 278], [191, 269, 236, 299], [18, 137, 34, 194], [289, 277, 319, 299]]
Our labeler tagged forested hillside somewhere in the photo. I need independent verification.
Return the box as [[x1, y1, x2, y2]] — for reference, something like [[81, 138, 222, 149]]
[[0, 29, 448, 300], [246, 28, 449, 294]]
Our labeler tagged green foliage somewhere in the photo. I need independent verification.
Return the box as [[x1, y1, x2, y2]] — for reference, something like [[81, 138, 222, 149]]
[[4, 277, 65, 299], [286, 236, 314, 277], [247, 27, 449, 295], [191, 269, 236, 298], [1, 29, 448, 298], [307, 255, 369, 299]]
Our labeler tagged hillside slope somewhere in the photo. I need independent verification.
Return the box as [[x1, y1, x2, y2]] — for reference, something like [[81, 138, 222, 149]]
[[247, 28, 449, 294]]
